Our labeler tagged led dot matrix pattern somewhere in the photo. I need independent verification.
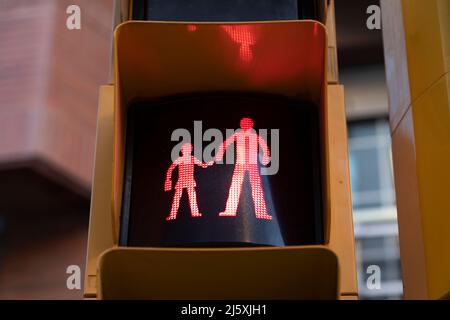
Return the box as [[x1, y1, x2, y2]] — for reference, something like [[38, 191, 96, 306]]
[[165, 118, 272, 221], [164, 143, 211, 220]]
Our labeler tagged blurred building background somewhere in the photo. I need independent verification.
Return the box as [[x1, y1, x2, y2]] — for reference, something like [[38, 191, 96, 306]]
[[0, 0, 113, 299], [0, 0, 403, 299], [336, 0, 403, 299]]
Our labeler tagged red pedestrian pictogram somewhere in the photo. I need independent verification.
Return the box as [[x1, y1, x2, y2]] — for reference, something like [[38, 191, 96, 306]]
[[164, 143, 212, 221], [216, 118, 273, 220]]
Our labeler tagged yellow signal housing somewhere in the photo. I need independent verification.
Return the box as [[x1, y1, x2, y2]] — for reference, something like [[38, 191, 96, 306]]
[[85, 4, 356, 300]]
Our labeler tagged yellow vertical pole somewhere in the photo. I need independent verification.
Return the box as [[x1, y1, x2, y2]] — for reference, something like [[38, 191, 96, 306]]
[[381, 0, 450, 299]]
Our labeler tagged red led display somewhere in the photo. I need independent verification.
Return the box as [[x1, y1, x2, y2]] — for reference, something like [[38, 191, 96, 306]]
[[165, 118, 272, 222], [121, 94, 324, 247]]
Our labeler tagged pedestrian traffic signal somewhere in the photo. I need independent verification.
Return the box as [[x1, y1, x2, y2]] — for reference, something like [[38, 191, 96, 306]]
[[114, 22, 326, 248], [85, 7, 357, 299]]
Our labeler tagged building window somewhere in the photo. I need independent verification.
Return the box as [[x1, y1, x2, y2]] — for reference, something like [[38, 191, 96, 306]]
[[349, 119, 395, 210], [348, 118, 403, 300]]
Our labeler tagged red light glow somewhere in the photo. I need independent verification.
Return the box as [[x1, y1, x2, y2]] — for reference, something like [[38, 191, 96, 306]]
[[216, 118, 272, 220], [222, 25, 256, 62], [187, 25, 197, 32], [164, 143, 212, 221]]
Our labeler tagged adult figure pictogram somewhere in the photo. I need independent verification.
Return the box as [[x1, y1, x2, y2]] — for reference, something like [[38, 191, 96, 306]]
[[215, 117, 273, 220]]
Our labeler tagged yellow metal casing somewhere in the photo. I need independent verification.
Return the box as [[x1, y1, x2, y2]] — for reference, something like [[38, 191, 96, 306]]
[[381, 0, 450, 299], [85, 20, 356, 299], [98, 246, 339, 300]]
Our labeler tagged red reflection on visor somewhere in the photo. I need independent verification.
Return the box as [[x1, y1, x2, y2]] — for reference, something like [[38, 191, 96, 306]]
[[187, 25, 197, 32], [222, 25, 256, 62]]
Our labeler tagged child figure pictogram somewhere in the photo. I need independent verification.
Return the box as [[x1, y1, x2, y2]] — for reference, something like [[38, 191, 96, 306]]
[[164, 143, 212, 221]]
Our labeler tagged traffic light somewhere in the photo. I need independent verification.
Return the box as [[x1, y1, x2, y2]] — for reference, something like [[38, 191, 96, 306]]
[[115, 22, 326, 248], [85, 0, 357, 300]]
